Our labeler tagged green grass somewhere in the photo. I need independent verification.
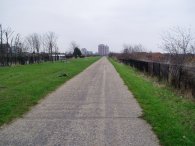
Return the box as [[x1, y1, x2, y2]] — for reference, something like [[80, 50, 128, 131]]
[[0, 57, 100, 126], [109, 58, 195, 146]]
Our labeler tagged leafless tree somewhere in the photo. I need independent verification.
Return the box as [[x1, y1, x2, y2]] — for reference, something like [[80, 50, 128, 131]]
[[0, 25, 24, 65], [161, 27, 195, 88], [54, 43, 59, 61], [123, 44, 145, 53], [25, 33, 42, 63], [41, 35, 47, 53], [161, 27, 194, 64], [123, 44, 132, 54], [14, 34, 22, 49], [122, 44, 146, 59], [44, 32, 58, 61], [190, 43, 195, 55], [3, 27, 14, 65], [33, 33, 41, 54], [12, 34, 24, 64], [0, 24, 4, 48], [0, 24, 4, 64], [133, 44, 145, 52], [5, 27, 14, 46], [25, 33, 41, 53]]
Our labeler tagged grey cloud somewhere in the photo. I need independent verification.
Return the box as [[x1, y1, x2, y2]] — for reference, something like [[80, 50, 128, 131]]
[[1, 0, 195, 52]]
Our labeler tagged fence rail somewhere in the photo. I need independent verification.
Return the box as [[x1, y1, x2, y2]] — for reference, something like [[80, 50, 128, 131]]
[[119, 58, 195, 98]]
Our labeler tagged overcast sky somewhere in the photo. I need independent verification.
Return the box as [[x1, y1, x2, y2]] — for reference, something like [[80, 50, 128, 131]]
[[1, 0, 195, 53]]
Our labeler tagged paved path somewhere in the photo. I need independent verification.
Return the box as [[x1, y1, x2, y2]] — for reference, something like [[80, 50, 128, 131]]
[[0, 57, 159, 146]]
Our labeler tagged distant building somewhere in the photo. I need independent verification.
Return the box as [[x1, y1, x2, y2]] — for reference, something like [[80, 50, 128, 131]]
[[98, 44, 109, 56], [0, 43, 23, 55], [0, 44, 10, 55], [52, 53, 66, 60], [11, 46, 22, 54]]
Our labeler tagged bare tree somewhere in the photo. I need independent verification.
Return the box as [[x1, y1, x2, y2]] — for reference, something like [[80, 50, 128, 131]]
[[25, 33, 41, 53], [161, 27, 194, 64], [122, 44, 146, 59], [0, 25, 24, 65], [14, 34, 22, 50], [133, 44, 145, 52], [25, 33, 42, 63], [123, 44, 132, 54], [190, 43, 195, 55], [123, 44, 145, 53], [0, 24, 4, 48], [161, 27, 195, 88], [5, 27, 14, 46], [33, 33, 41, 63], [0, 24, 4, 65], [33, 33, 41, 54], [54, 43, 59, 61], [13, 34, 24, 64], [44, 32, 58, 62], [4, 27, 14, 65]]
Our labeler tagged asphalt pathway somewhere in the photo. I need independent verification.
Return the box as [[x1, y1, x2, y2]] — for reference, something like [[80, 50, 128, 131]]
[[0, 57, 159, 146]]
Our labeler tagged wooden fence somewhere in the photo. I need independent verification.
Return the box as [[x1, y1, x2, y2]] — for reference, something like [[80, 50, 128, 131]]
[[119, 58, 195, 98]]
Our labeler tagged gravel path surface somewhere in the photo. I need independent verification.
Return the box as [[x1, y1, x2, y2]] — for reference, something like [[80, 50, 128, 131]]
[[0, 57, 159, 146]]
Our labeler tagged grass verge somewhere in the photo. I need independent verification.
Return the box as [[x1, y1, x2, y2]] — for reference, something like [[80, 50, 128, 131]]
[[109, 58, 195, 146], [0, 57, 100, 126]]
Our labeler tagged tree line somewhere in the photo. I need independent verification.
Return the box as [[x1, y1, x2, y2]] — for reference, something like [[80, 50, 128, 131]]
[[118, 27, 195, 66], [0, 24, 65, 66]]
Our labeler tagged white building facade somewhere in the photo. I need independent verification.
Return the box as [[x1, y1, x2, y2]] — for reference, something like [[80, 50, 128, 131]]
[[98, 44, 109, 56]]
